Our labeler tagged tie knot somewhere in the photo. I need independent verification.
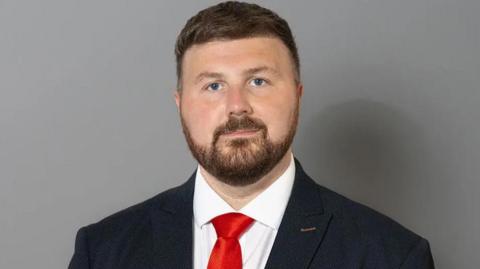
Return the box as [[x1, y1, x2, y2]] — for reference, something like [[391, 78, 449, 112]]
[[211, 213, 254, 239]]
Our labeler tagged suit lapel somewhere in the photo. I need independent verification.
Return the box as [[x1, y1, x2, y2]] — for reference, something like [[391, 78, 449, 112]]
[[150, 173, 196, 269], [265, 159, 333, 269], [147, 160, 331, 269]]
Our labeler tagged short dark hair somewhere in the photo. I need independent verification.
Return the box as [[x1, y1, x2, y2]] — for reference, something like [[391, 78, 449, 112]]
[[175, 1, 300, 88]]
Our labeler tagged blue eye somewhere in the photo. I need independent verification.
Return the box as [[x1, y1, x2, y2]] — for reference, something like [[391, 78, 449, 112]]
[[207, 82, 222, 91], [251, 78, 266, 86]]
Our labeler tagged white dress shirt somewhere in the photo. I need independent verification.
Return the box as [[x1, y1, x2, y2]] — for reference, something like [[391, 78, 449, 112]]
[[193, 154, 296, 269]]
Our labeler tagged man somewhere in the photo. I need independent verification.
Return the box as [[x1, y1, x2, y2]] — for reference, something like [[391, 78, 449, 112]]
[[69, 2, 434, 268]]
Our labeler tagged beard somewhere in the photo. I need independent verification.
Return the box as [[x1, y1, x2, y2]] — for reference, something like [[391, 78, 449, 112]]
[[180, 104, 299, 187]]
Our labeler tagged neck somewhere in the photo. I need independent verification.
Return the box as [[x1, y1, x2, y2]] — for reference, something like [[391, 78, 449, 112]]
[[199, 150, 293, 210]]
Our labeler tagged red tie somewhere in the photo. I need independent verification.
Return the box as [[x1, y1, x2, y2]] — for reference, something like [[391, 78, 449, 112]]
[[207, 213, 254, 269]]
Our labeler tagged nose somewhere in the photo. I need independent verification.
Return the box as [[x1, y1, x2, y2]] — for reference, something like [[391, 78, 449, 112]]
[[225, 86, 253, 117]]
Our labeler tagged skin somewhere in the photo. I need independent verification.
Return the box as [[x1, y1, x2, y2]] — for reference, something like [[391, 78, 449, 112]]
[[175, 37, 303, 210]]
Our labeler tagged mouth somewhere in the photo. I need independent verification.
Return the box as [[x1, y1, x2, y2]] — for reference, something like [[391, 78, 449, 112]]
[[222, 129, 260, 137]]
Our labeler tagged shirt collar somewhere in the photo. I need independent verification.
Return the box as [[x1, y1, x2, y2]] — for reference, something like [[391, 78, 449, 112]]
[[193, 154, 295, 230]]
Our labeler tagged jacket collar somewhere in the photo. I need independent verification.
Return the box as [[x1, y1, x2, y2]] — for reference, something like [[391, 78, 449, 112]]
[[264, 158, 332, 269], [149, 172, 196, 269], [149, 158, 332, 269]]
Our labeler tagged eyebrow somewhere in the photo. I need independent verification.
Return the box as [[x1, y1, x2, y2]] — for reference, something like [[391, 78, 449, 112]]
[[242, 65, 280, 77], [194, 65, 280, 84], [194, 72, 224, 84]]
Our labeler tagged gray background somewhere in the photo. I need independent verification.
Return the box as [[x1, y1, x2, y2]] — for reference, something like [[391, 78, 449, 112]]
[[1, 0, 478, 268]]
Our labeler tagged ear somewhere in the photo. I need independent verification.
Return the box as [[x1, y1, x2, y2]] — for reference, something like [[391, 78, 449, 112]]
[[173, 90, 182, 112], [296, 83, 304, 99], [174, 90, 181, 111]]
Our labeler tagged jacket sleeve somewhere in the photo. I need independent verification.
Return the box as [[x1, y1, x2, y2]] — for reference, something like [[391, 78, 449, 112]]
[[400, 238, 435, 269], [68, 227, 90, 269]]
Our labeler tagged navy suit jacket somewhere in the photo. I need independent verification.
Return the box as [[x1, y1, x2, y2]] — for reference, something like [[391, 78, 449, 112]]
[[69, 160, 434, 268]]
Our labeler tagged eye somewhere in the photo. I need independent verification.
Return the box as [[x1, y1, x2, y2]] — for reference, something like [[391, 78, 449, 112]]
[[250, 78, 267, 87], [206, 82, 222, 91]]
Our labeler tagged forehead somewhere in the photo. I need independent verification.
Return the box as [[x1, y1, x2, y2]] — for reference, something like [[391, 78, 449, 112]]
[[181, 37, 294, 80]]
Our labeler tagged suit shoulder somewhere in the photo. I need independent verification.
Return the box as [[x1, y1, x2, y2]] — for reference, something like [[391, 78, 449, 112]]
[[79, 180, 190, 242], [69, 180, 193, 268], [314, 182, 428, 260]]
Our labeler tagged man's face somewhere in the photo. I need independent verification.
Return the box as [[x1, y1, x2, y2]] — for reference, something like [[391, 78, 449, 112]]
[[175, 37, 303, 186]]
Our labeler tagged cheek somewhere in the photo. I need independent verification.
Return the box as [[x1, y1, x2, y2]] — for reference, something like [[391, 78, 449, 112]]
[[259, 100, 298, 139], [181, 99, 222, 144]]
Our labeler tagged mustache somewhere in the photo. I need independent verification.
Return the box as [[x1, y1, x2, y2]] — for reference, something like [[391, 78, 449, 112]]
[[213, 116, 267, 142]]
